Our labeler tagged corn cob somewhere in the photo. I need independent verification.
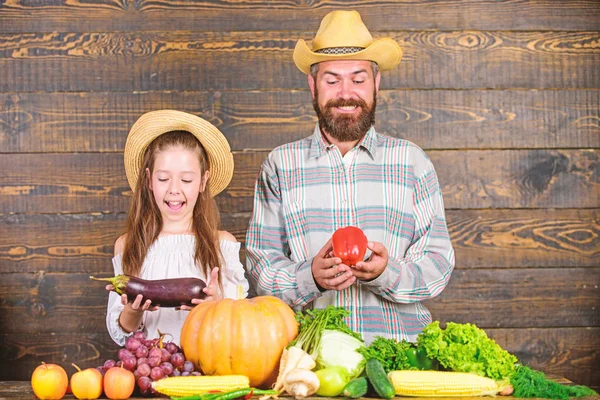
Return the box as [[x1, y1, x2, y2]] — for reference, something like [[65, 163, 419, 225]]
[[387, 370, 503, 397], [152, 375, 250, 397]]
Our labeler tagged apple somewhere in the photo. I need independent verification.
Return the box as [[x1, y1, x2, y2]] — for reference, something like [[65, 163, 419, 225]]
[[70, 363, 103, 399], [31, 362, 69, 400], [103, 366, 135, 400]]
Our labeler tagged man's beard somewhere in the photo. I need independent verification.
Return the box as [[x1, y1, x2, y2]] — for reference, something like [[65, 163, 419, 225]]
[[313, 89, 376, 143]]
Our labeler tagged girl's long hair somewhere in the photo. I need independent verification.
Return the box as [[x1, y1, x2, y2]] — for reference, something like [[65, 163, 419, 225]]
[[121, 131, 222, 283]]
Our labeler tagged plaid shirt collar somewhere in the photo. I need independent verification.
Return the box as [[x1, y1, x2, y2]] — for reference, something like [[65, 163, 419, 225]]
[[309, 124, 378, 159]]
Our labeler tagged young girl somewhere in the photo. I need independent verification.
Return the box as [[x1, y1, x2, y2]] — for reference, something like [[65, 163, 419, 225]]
[[106, 110, 249, 346]]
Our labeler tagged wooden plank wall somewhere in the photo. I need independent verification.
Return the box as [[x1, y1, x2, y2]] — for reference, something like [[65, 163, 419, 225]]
[[0, 0, 598, 389]]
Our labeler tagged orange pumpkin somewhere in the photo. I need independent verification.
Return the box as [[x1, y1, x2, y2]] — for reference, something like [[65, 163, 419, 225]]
[[180, 296, 298, 388]]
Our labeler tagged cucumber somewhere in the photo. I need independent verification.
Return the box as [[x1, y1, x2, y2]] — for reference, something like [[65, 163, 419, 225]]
[[343, 376, 368, 398], [365, 358, 395, 399]]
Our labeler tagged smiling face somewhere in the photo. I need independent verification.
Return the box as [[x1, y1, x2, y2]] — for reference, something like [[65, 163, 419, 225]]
[[309, 60, 380, 143], [147, 144, 209, 232]]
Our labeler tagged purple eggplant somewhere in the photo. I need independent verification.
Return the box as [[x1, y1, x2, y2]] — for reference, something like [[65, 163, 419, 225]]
[[90, 275, 207, 307]]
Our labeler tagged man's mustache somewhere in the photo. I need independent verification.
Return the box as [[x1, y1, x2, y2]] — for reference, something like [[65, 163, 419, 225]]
[[324, 98, 368, 110]]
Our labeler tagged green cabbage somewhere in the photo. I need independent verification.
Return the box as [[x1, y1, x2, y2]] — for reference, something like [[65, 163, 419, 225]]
[[417, 321, 518, 380], [316, 329, 366, 378]]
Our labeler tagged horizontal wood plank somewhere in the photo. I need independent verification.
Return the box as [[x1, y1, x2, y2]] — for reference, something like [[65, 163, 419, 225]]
[[423, 268, 600, 328], [0, 213, 122, 274], [1, 90, 598, 153], [1, 209, 598, 273], [1, 1, 599, 32], [1, 150, 597, 214], [0, 269, 597, 336], [1, 31, 599, 91], [446, 209, 599, 269]]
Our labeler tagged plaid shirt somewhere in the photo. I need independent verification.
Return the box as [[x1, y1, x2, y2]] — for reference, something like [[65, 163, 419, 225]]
[[246, 125, 455, 343]]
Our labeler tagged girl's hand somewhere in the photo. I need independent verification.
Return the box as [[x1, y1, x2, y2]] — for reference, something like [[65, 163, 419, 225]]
[[200, 267, 222, 301], [105, 284, 158, 312], [179, 268, 222, 310], [108, 284, 157, 334], [122, 293, 159, 312]]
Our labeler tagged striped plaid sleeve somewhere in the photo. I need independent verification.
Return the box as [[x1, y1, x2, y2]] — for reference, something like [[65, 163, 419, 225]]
[[361, 160, 455, 303], [245, 157, 320, 307]]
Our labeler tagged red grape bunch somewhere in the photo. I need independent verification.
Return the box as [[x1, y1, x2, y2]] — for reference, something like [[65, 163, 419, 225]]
[[96, 330, 199, 396]]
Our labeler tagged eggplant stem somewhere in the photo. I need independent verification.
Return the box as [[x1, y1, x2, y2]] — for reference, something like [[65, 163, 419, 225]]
[[89, 276, 113, 283], [89, 275, 128, 295]]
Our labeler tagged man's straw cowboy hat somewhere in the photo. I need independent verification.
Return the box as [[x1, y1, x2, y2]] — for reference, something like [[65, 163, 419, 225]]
[[293, 10, 402, 74], [124, 110, 234, 197]]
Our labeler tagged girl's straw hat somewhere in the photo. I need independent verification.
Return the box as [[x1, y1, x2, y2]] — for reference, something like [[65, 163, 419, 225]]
[[124, 110, 234, 197], [293, 10, 402, 74]]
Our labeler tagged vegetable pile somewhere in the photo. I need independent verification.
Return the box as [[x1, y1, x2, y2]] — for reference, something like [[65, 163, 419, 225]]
[[274, 306, 366, 398], [86, 282, 597, 400], [269, 307, 598, 399], [345, 315, 597, 399]]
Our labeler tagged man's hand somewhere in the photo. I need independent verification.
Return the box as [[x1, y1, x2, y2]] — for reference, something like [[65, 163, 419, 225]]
[[312, 239, 356, 291], [352, 241, 388, 281]]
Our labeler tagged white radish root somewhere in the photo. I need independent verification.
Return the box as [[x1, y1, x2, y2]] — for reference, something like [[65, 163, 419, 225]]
[[273, 346, 315, 393]]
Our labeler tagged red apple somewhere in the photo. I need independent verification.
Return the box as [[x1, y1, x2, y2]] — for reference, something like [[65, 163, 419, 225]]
[[103, 366, 135, 400], [70, 363, 103, 399], [31, 362, 69, 399]]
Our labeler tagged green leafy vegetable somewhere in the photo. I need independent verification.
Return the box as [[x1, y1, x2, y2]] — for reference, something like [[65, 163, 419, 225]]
[[357, 336, 413, 373], [511, 365, 598, 399], [417, 321, 517, 380], [317, 329, 365, 378], [289, 306, 362, 359]]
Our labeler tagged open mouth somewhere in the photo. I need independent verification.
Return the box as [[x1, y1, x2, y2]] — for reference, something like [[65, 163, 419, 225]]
[[165, 201, 185, 211], [335, 105, 359, 112]]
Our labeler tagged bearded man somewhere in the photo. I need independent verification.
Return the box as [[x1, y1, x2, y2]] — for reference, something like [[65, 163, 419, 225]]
[[246, 10, 455, 343]]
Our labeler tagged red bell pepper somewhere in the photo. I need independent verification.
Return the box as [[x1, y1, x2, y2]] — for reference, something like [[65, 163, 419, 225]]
[[332, 226, 368, 266]]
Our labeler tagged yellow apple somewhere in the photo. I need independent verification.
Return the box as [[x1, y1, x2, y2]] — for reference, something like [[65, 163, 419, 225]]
[[104, 366, 135, 400], [70, 363, 103, 399], [31, 362, 69, 400]]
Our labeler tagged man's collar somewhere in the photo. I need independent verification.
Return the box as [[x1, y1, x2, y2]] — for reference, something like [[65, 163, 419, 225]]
[[309, 124, 377, 159], [309, 124, 333, 158], [359, 126, 377, 158]]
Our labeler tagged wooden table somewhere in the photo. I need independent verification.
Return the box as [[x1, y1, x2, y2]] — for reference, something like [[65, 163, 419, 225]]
[[2, 379, 599, 400]]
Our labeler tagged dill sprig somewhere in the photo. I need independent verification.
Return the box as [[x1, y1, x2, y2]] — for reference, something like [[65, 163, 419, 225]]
[[511, 365, 597, 399]]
